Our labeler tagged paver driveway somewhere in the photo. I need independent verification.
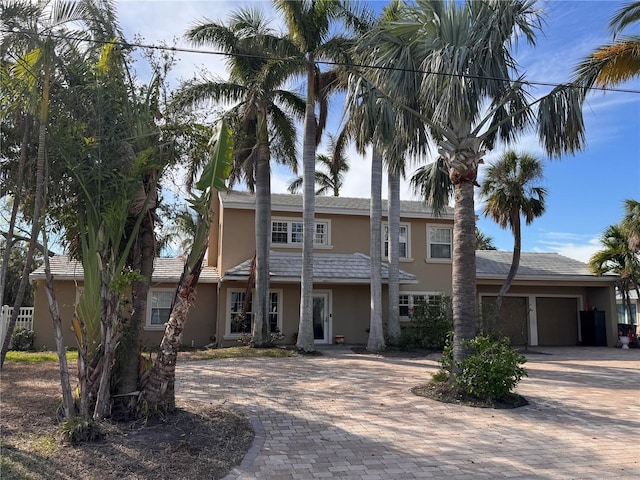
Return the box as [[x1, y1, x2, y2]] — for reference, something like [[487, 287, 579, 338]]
[[176, 347, 640, 479]]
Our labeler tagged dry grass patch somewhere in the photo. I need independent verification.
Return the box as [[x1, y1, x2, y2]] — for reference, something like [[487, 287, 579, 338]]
[[1, 359, 254, 480]]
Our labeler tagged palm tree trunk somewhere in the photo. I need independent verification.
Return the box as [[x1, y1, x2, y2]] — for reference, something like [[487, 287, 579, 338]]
[[141, 248, 207, 412], [253, 134, 271, 347], [297, 55, 316, 352], [495, 215, 522, 315], [40, 185, 75, 419], [115, 203, 157, 415], [1, 72, 50, 369], [387, 172, 401, 344], [93, 257, 121, 421], [0, 115, 30, 311], [451, 181, 477, 369], [367, 147, 385, 352]]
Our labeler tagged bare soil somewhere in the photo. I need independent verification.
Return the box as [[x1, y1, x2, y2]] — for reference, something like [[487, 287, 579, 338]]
[[412, 381, 529, 409], [0, 361, 254, 480]]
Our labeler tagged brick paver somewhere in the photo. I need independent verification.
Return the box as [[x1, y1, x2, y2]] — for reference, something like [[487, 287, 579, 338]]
[[176, 347, 640, 479]]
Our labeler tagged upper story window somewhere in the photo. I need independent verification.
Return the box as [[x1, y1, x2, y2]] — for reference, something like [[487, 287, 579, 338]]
[[383, 223, 410, 259], [146, 288, 174, 330], [427, 225, 452, 261], [271, 219, 330, 246]]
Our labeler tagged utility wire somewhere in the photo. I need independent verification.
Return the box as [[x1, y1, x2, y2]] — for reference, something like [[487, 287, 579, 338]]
[[3, 28, 640, 95]]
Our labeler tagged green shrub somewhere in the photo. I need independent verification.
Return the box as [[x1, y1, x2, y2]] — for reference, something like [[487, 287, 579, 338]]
[[398, 296, 453, 350], [439, 334, 527, 401], [10, 327, 35, 351]]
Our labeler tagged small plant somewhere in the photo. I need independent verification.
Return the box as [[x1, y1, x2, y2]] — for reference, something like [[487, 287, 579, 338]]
[[438, 334, 527, 401], [10, 327, 35, 351], [59, 416, 102, 445], [270, 328, 285, 343]]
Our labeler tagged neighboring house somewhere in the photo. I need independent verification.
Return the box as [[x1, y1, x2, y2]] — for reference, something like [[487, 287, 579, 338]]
[[29, 191, 619, 349], [616, 290, 639, 328]]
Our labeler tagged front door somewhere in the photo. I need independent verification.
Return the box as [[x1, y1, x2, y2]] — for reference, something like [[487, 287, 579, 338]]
[[313, 292, 330, 344]]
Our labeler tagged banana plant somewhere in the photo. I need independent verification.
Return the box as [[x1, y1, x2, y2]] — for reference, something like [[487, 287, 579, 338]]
[[141, 118, 232, 413]]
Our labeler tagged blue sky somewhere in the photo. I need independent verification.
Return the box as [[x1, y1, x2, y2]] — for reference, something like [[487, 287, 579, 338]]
[[118, 0, 640, 263]]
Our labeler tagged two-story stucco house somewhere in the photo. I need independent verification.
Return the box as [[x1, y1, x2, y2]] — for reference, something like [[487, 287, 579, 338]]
[[29, 190, 619, 350]]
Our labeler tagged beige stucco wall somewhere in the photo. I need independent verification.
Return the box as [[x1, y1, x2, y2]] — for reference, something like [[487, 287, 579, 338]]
[[217, 204, 455, 295], [216, 280, 391, 347], [32, 279, 79, 351], [31, 279, 218, 351]]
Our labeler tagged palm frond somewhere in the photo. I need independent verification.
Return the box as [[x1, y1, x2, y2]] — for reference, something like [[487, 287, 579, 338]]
[[608, 1, 640, 37]]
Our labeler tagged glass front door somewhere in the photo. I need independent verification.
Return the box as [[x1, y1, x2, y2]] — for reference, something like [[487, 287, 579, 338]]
[[313, 292, 330, 344]]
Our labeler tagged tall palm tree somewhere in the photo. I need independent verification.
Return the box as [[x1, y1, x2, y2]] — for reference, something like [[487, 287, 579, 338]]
[[621, 199, 640, 251], [480, 151, 546, 314], [287, 134, 350, 196], [177, 8, 304, 346], [361, 0, 587, 368], [274, 0, 352, 352], [0, 0, 93, 368], [589, 224, 640, 330], [574, 1, 640, 89]]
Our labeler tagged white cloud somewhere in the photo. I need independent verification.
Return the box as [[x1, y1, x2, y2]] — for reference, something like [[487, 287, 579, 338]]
[[533, 233, 601, 263]]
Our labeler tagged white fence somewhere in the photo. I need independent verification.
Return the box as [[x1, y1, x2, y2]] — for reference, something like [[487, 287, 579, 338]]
[[0, 305, 34, 344]]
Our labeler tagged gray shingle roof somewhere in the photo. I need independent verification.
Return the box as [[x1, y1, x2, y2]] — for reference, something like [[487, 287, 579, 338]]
[[224, 251, 417, 284], [219, 190, 453, 219], [476, 251, 616, 281], [30, 256, 219, 283]]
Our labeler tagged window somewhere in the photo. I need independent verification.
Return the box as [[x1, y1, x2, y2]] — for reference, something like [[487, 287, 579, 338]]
[[427, 225, 452, 260], [617, 303, 637, 324], [227, 289, 282, 337], [399, 293, 442, 320], [383, 224, 410, 258], [271, 221, 288, 244], [147, 289, 174, 329], [271, 219, 330, 246]]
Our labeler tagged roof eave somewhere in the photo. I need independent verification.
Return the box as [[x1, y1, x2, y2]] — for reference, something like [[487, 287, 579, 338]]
[[477, 274, 618, 283], [221, 201, 453, 220]]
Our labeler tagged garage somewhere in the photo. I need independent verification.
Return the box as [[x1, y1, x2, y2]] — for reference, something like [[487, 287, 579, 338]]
[[536, 297, 579, 346], [480, 296, 528, 346], [476, 251, 618, 347]]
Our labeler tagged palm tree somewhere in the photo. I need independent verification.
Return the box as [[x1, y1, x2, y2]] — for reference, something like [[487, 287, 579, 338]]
[[0, 0, 93, 368], [177, 8, 304, 346], [360, 0, 587, 368], [287, 134, 350, 196], [480, 151, 546, 315], [621, 199, 640, 251], [589, 224, 640, 331], [574, 1, 640, 89], [274, 0, 352, 352], [475, 228, 497, 250]]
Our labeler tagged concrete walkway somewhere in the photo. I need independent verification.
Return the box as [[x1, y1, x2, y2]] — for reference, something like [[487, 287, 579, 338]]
[[176, 347, 640, 479]]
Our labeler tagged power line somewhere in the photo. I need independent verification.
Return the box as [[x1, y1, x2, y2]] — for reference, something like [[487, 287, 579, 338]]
[[3, 28, 640, 95]]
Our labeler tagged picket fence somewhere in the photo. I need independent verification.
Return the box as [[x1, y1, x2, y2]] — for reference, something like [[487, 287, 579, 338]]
[[0, 305, 34, 344]]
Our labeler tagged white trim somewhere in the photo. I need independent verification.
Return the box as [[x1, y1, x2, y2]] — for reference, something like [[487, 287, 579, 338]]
[[426, 224, 453, 263], [146, 288, 175, 331], [382, 222, 412, 261], [224, 288, 283, 339]]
